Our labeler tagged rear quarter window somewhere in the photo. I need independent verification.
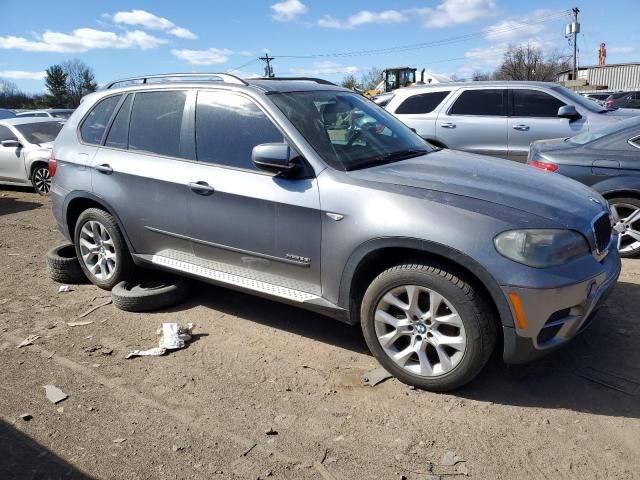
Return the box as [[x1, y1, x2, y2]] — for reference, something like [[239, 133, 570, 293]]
[[395, 91, 450, 114], [79, 95, 122, 145]]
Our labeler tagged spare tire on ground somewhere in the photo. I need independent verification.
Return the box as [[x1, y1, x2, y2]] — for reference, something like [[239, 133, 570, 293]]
[[111, 274, 192, 312], [47, 243, 88, 284]]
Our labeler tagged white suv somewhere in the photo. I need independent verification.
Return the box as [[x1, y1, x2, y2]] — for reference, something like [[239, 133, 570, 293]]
[[381, 81, 639, 162]]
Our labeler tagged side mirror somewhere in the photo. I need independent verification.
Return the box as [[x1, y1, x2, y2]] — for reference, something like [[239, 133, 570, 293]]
[[558, 105, 581, 121], [1, 139, 21, 148], [252, 143, 297, 176]]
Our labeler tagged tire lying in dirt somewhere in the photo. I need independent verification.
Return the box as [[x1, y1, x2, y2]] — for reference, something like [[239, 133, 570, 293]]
[[46, 243, 88, 284], [111, 275, 192, 312]]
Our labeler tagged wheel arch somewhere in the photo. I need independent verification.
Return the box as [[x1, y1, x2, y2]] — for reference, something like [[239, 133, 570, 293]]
[[338, 238, 513, 329], [600, 188, 640, 200], [29, 159, 49, 176], [63, 191, 136, 254]]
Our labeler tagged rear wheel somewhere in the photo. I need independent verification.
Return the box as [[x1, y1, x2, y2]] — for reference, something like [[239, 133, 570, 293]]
[[31, 164, 51, 195], [360, 263, 496, 391], [610, 197, 640, 258], [74, 208, 134, 290]]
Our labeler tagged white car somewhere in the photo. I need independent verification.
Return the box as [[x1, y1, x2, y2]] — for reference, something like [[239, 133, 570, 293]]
[[0, 118, 65, 194], [16, 109, 74, 119]]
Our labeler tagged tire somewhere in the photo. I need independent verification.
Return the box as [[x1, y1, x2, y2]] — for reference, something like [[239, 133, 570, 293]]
[[74, 208, 134, 290], [609, 197, 640, 258], [31, 163, 51, 195], [46, 243, 88, 284], [360, 263, 496, 392], [111, 275, 191, 312]]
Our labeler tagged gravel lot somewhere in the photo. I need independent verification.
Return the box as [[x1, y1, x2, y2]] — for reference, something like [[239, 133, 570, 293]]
[[1, 187, 639, 480]]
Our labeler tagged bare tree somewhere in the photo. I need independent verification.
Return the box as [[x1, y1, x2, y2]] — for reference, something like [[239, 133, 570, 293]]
[[494, 44, 570, 81], [359, 67, 383, 91], [471, 70, 491, 81], [62, 59, 97, 107], [340, 74, 359, 90]]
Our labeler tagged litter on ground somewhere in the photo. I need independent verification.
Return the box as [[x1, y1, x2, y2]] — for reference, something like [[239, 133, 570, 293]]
[[44, 385, 68, 404], [17, 334, 40, 348], [126, 323, 195, 359]]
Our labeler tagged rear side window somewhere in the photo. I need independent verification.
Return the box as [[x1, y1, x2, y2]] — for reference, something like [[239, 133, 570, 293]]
[[195, 91, 283, 170], [80, 95, 121, 145], [512, 89, 565, 117], [129, 91, 188, 158], [395, 91, 450, 114], [105, 94, 132, 149], [449, 89, 505, 116]]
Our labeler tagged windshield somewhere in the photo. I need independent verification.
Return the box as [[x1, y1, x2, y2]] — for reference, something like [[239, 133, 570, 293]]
[[552, 85, 606, 113], [51, 111, 72, 119], [569, 115, 640, 145], [270, 91, 431, 171], [15, 121, 64, 144]]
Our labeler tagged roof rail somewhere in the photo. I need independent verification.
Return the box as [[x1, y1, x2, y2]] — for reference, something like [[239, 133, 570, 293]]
[[255, 77, 337, 86], [103, 73, 248, 90]]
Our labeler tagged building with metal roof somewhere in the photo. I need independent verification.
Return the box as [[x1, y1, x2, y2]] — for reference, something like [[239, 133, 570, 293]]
[[557, 62, 640, 92]]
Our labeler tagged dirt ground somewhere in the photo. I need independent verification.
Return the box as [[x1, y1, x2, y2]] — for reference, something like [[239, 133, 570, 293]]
[[0, 187, 639, 480]]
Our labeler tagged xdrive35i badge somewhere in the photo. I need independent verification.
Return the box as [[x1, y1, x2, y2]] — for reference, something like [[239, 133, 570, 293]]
[[285, 253, 311, 263]]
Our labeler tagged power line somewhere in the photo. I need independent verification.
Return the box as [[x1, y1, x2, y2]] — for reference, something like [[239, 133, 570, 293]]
[[226, 58, 260, 74], [277, 10, 571, 60]]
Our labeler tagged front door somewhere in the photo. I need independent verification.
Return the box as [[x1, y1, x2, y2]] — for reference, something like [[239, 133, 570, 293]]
[[436, 88, 509, 158], [0, 125, 25, 183], [508, 88, 586, 162], [185, 90, 322, 298]]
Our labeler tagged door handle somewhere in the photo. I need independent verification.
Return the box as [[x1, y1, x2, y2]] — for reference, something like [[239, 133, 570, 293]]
[[95, 164, 113, 174], [512, 124, 530, 131], [440, 122, 456, 129], [188, 181, 215, 196]]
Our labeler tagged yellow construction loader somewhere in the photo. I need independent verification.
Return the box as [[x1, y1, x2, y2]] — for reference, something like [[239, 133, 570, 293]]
[[364, 67, 418, 98]]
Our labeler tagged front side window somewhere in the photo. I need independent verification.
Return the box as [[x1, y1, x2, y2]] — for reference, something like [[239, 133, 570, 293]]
[[129, 91, 188, 158], [195, 91, 283, 170], [512, 89, 565, 117], [449, 89, 506, 116], [395, 91, 450, 114], [0, 125, 18, 142], [15, 121, 64, 144], [80, 95, 121, 145], [271, 90, 431, 171]]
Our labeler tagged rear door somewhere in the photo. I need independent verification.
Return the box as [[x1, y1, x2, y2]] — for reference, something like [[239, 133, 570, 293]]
[[89, 90, 193, 257], [0, 125, 25, 182], [185, 89, 322, 297], [436, 88, 509, 157], [508, 88, 587, 162]]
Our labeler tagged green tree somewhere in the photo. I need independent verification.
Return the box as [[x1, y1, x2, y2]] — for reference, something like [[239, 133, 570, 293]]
[[44, 64, 68, 107], [340, 74, 359, 90], [80, 69, 98, 96]]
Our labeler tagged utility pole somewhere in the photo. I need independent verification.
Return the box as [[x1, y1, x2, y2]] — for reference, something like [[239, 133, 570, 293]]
[[260, 54, 275, 78], [572, 7, 580, 81]]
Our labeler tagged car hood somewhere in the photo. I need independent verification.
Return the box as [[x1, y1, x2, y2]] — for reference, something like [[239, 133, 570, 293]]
[[346, 149, 607, 227]]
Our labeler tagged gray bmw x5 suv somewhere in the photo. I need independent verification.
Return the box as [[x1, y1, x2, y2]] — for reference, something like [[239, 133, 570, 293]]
[[50, 73, 621, 391]]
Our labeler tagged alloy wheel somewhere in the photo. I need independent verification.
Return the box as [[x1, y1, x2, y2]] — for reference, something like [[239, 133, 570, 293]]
[[611, 203, 640, 255], [78, 220, 117, 281], [33, 166, 51, 194], [374, 285, 466, 377]]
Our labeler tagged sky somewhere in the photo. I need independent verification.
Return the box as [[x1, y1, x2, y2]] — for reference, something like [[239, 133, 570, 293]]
[[1, 0, 639, 93]]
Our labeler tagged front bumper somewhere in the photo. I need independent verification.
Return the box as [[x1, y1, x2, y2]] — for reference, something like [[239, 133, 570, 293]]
[[502, 248, 621, 364]]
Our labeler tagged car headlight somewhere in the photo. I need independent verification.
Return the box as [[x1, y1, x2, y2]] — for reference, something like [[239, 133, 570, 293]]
[[494, 229, 589, 268]]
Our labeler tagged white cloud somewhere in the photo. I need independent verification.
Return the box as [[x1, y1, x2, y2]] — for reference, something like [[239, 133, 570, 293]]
[[319, 10, 407, 29], [290, 61, 359, 75], [270, 0, 308, 22], [0, 28, 167, 53], [172, 48, 234, 65], [608, 46, 636, 55], [110, 9, 197, 39], [0, 70, 46, 80], [413, 0, 497, 28]]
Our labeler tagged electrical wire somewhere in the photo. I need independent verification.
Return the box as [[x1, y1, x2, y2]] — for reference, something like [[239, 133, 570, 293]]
[[226, 58, 260, 73]]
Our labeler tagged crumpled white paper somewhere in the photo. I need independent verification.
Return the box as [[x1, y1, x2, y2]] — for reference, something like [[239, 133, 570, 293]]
[[126, 323, 194, 359]]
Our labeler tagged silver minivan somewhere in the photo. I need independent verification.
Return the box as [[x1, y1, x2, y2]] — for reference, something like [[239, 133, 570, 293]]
[[382, 81, 640, 162]]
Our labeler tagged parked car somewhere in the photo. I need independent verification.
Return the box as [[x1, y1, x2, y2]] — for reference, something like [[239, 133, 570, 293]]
[[0, 108, 17, 119], [17, 109, 75, 119], [528, 115, 640, 258], [382, 81, 639, 162], [582, 92, 611, 105], [0, 118, 64, 194], [604, 91, 640, 110], [50, 73, 620, 391]]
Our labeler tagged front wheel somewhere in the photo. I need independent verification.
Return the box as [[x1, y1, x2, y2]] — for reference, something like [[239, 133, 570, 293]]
[[360, 263, 496, 391], [610, 197, 640, 258], [74, 208, 134, 290], [31, 164, 51, 195]]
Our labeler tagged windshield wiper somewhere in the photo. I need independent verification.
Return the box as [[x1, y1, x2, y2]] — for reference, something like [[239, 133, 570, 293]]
[[346, 148, 429, 171]]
